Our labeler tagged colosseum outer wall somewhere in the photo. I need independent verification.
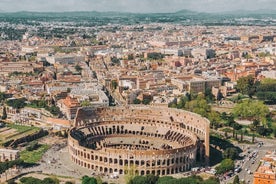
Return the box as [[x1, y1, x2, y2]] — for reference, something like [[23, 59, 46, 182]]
[[68, 105, 210, 175]]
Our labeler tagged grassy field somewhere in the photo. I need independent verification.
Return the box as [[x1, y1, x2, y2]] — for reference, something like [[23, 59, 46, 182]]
[[0, 124, 40, 145], [20, 144, 50, 164], [6, 124, 40, 133]]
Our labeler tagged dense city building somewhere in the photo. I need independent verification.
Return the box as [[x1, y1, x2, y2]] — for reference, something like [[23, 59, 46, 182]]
[[254, 151, 276, 184]]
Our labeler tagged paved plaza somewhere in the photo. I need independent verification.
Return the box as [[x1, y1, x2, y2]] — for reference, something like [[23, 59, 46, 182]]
[[20, 137, 124, 184]]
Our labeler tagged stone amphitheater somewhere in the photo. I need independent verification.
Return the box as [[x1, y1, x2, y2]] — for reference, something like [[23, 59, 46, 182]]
[[68, 105, 210, 176]]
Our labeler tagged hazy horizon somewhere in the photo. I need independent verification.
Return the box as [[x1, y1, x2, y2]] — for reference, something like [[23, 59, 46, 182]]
[[0, 0, 276, 13]]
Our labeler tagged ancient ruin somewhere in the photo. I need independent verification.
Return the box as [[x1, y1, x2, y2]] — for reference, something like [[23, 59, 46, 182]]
[[68, 105, 210, 176]]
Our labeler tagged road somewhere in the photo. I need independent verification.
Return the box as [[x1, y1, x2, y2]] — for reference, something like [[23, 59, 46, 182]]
[[222, 140, 276, 184]]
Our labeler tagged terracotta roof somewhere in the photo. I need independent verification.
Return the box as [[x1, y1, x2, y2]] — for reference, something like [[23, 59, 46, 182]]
[[46, 117, 70, 127]]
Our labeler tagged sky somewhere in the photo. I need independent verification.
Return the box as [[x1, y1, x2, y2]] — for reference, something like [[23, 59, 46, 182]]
[[0, 0, 276, 13]]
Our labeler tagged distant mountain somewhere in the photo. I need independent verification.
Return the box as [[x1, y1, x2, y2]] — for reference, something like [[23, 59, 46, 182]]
[[215, 9, 276, 15], [0, 11, 119, 17], [174, 9, 199, 15], [0, 9, 276, 26], [1, 9, 276, 19]]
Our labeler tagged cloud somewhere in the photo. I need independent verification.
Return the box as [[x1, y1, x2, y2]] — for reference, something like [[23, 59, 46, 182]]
[[0, 0, 275, 12]]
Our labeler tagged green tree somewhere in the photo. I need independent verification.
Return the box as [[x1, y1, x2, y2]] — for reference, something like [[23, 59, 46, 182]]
[[233, 99, 269, 125], [157, 176, 175, 184], [26, 141, 40, 151], [185, 94, 211, 117], [256, 126, 273, 136], [256, 78, 276, 104], [65, 182, 74, 184], [130, 176, 147, 184], [111, 80, 118, 90], [46, 106, 61, 116], [128, 54, 134, 60], [145, 174, 159, 184], [236, 75, 255, 97], [220, 112, 228, 120], [133, 98, 141, 104], [111, 57, 120, 64], [147, 52, 164, 60], [252, 133, 255, 143], [204, 88, 215, 103], [95, 176, 102, 184], [82, 176, 97, 184], [42, 177, 59, 184], [142, 99, 151, 105], [6, 98, 27, 109], [208, 111, 221, 129], [233, 175, 240, 184], [215, 159, 235, 174], [2, 106, 7, 120], [273, 128, 276, 138], [81, 100, 91, 107], [0, 159, 23, 175], [20, 177, 42, 184], [216, 90, 224, 101], [75, 65, 82, 73], [176, 94, 190, 109], [0, 92, 6, 103], [223, 147, 239, 160], [203, 177, 220, 184], [124, 165, 138, 184], [253, 119, 260, 128]]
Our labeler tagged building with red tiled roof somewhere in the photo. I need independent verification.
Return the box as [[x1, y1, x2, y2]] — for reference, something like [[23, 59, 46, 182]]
[[254, 152, 276, 184], [57, 96, 81, 120]]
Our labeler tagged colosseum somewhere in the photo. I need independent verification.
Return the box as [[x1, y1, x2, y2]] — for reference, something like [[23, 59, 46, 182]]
[[68, 105, 210, 176]]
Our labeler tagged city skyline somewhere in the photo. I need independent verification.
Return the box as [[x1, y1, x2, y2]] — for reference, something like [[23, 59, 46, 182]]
[[1, 0, 276, 13]]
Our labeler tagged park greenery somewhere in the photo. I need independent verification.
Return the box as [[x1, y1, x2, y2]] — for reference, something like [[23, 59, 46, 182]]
[[169, 78, 276, 138], [236, 75, 255, 98], [6, 98, 27, 109], [233, 99, 269, 125], [233, 175, 240, 184], [237, 76, 276, 104], [19, 177, 60, 184], [0, 159, 23, 175], [256, 78, 276, 104], [223, 147, 240, 160], [20, 144, 50, 164], [209, 133, 242, 166], [81, 176, 104, 184], [0, 124, 41, 147], [26, 141, 40, 151], [6, 98, 61, 116], [215, 159, 235, 175], [82, 176, 97, 184], [6, 123, 40, 133], [147, 52, 165, 60], [169, 93, 222, 129], [122, 164, 219, 184], [0, 92, 7, 103], [133, 98, 152, 105], [128, 175, 219, 184]]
